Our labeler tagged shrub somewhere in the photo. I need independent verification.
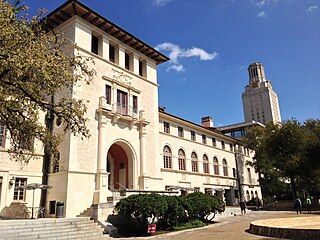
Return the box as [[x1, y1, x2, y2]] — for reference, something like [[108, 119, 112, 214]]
[[173, 219, 206, 231]]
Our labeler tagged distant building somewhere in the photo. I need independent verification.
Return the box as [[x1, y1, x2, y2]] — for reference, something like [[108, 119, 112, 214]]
[[242, 62, 281, 124], [218, 120, 265, 139]]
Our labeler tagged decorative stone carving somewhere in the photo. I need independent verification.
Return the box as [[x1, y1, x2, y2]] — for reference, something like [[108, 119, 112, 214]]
[[112, 69, 132, 86]]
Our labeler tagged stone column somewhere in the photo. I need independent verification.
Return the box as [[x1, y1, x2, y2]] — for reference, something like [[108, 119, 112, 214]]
[[94, 110, 110, 204], [138, 110, 149, 189]]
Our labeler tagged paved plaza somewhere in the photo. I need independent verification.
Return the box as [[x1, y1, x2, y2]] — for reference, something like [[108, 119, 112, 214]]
[[117, 210, 320, 240]]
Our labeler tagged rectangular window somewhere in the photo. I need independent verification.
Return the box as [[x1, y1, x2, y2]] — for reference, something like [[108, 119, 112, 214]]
[[105, 85, 111, 104], [202, 134, 206, 144], [191, 131, 196, 141], [125, 53, 130, 70], [132, 96, 138, 114], [18, 135, 34, 151], [221, 141, 225, 150], [212, 137, 216, 147], [247, 168, 252, 181], [139, 60, 143, 76], [0, 125, 5, 148], [91, 35, 98, 54], [13, 178, 27, 201], [117, 90, 128, 115], [203, 162, 209, 174], [178, 126, 184, 137], [163, 122, 170, 134], [233, 168, 237, 178], [109, 44, 115, 63], [194, 187, 200, 193], [230, 144, 233, 152]]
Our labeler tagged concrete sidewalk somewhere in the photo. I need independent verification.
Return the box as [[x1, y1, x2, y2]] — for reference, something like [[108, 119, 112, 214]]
[[116, 210, 320, 240], [249, 214, 320, 239]]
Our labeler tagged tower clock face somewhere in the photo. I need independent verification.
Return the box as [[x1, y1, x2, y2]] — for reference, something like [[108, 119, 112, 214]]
[[251, 81, 259, 88]]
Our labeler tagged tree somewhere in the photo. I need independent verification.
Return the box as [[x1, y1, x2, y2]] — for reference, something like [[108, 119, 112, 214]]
[[243, 119, 320, 198], [0, 0, 95, 162]]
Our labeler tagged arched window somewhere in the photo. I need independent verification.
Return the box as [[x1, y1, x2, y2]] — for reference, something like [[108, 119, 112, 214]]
[[163, 146, 172, 168], [178, 149, 186, 171], [213, 157, 219, 175], [191, 152, 198, 172], [203, 154, 209, 174], [222, 159, 228, 176]]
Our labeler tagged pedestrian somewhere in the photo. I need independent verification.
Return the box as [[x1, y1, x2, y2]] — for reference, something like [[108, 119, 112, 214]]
[[239, 198, 246, 216], [306, 196, 312, 213], [293, 197, 302, 214]]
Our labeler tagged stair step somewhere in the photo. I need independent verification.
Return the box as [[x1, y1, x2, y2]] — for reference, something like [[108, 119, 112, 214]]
[[0, 218, 106, 240]]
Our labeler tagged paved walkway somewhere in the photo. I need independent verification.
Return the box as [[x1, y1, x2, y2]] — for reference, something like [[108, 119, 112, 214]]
[[116, 211, 320, 240]]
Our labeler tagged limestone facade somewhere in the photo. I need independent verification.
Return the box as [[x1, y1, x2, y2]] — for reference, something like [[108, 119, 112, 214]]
[[0, 0, 261, 219], [242, 62, 282, 124]]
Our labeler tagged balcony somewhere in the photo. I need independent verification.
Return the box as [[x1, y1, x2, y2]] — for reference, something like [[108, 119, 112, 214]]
[[99, 97, 139, 126]]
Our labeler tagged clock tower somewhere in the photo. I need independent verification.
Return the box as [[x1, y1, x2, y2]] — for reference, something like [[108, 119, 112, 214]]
[[242, 62, 281, 124]]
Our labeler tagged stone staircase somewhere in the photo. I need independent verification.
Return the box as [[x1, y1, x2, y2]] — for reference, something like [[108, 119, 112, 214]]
[[77, 207, 92, 217], [0, 217, 110, 240]]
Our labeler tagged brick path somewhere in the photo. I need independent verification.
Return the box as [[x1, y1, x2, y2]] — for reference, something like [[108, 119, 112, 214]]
[[118, 211, 320, 240]]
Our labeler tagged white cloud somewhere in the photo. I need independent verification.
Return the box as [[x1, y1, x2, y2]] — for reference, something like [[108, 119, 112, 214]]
[[256, 0, 268, 8], [257, 11, 268, 18], [152, 0, 173, 7], [155, 42, 218, 72], [306, 5, 318, 12]]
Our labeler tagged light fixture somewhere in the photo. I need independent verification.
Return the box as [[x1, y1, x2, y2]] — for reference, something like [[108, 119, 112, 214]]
[[9, 177, 15, 188]]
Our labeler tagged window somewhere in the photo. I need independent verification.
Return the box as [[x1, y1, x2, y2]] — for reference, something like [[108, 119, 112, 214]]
[[191, 131, 196, 141], [194, 187, 200, 192], [230, 144, 233, 152], [221, 140, 225, 150], [213, 157, 219, 175], [247, 168, 252, 181], [105, 85, 111, 104], [191, 152, 198, 172], [163, 146, 172, 168], [178, 149, 186, 170], [222, 159, 228, 176], [212, 137, 216, 147], [202, 134, 206, 144], [178, 126, 184, 137], [13, 178, 27, 201], [125, 53, 130, 70], [203, 155, 209, 174], [0, 125, 5, 148], [139, 60, 143, 76], [117, 90, 128, 115], [233, 168, 237, 178], [132, 96, 138, 114], [91, 35, 98, 54], [163, 121, 170, 134], [109, 44, 115, 63]]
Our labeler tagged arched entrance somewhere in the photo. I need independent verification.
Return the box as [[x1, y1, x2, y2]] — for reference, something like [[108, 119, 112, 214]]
[[107, 142, 134, 190]]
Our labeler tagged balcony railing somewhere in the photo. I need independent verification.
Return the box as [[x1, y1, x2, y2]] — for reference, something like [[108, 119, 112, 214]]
[[99, 97, 138, 120]]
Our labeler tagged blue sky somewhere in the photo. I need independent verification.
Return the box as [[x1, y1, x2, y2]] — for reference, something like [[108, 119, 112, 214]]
[[23, 0, 320, 126]]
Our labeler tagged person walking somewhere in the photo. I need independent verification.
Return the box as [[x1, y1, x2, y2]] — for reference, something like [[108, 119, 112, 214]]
[[306, 196, 312, 213], [293, 197, 302, 214], [239, 198, 246, 216]]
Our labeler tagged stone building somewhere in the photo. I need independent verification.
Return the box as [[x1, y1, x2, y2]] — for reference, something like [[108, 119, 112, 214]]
[[0, 0, 261, 221], [242, 62, 281, 124]]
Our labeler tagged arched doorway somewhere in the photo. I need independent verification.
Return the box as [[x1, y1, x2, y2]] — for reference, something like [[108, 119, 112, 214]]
[[107, 142, 134, 190]]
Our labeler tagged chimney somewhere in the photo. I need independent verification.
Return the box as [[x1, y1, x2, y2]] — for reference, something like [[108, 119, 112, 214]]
[[201, 116, 214, 128]]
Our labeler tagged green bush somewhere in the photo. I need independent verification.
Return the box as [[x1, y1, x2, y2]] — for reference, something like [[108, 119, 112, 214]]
[[115, 193, 167, 224], [115, 192, 225, 231]]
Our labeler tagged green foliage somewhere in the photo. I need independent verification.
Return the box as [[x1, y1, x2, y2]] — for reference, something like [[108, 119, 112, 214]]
[[243, 119, 320, 198], [183, 192, 225, 221], [173, 219, 206, 231], [0, 1, 95, 162], [115, 193, 225, 231], [115, 193, 168, 224]]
